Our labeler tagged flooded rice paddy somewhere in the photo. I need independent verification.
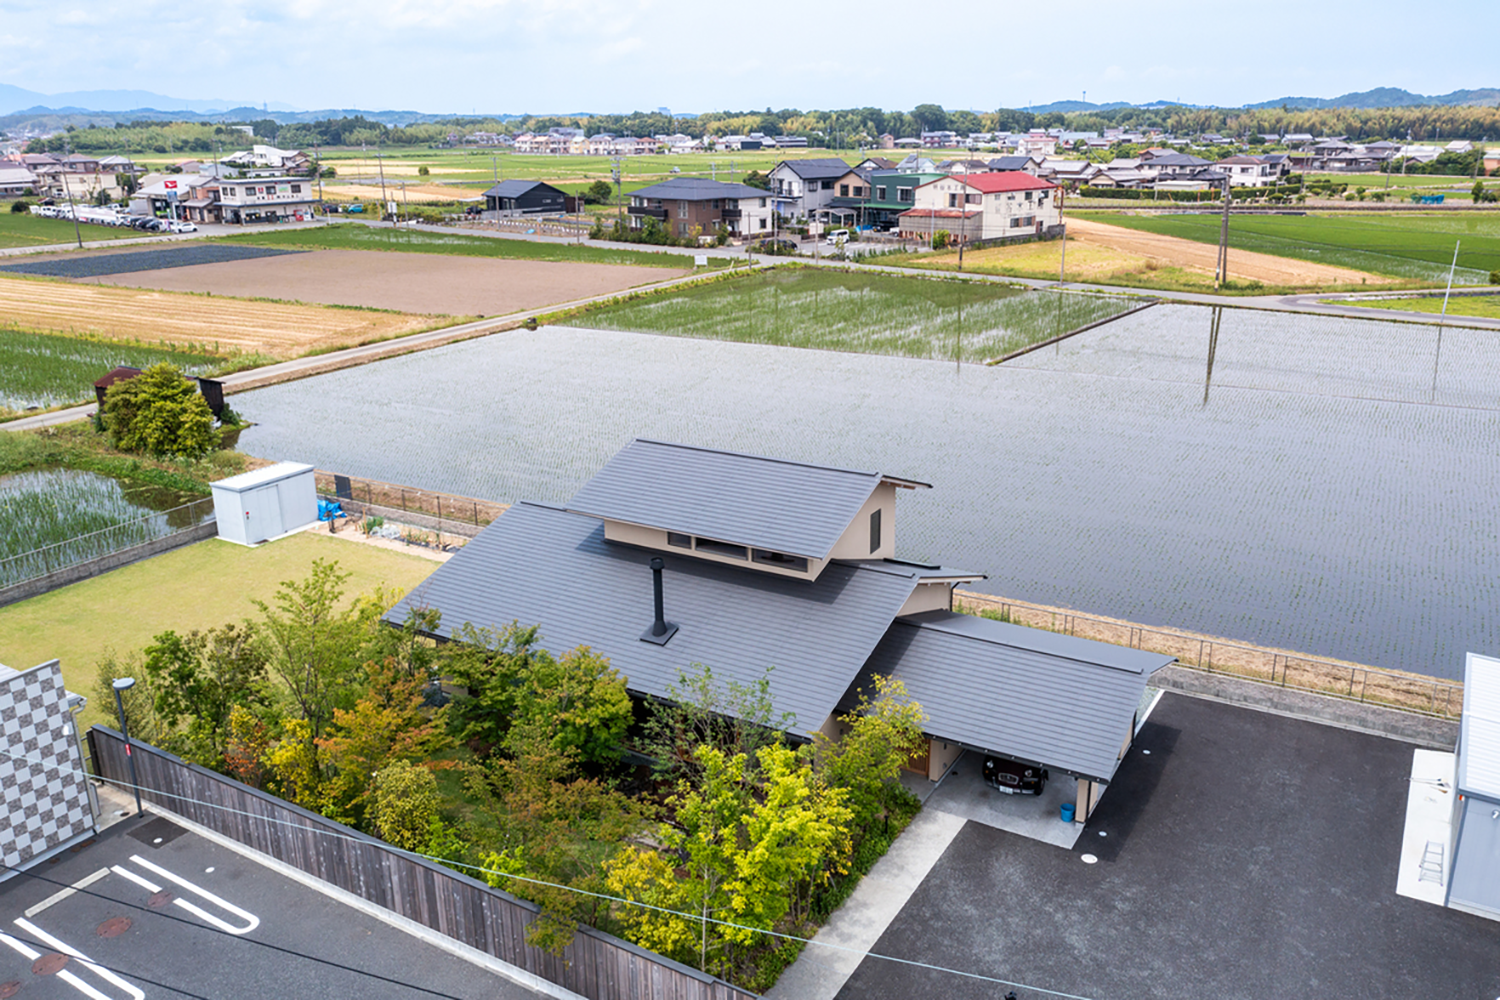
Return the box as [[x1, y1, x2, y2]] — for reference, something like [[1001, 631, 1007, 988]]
[[235, 304, 1500, 679]]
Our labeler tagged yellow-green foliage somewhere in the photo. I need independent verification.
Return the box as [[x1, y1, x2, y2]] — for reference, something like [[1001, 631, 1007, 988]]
[[371, 760, 441, 852], [104, 363, 217, 460]]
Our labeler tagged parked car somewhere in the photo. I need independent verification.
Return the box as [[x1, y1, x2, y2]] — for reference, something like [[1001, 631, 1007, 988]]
[[750, 238, 798, 256], [983, 756, 1048, 795], [824, 228, 850, 247], [167, 221, 198, 233], [346, 204, 364, 214]]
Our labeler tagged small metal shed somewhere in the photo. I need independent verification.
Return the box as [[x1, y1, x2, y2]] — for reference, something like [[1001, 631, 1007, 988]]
[[1446, 652, 1500, 920], [211, 462, 318, 546]]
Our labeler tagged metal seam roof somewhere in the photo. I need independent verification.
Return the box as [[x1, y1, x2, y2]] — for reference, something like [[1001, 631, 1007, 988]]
[[850, 611, 1170, 782], [566, 439, 927, 560], [385, 502, 921, 735], [1460, 653, 1500, 799]]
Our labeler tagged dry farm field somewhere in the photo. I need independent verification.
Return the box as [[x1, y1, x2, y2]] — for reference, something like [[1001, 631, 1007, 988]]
[[0, 274, 439, 359]]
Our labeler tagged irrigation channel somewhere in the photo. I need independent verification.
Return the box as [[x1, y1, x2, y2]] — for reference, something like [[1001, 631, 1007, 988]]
[[233, 302, 1500, 681]]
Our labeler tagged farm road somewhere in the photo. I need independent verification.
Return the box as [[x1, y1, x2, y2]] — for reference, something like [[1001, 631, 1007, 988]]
[[0, 261, 765, 433]]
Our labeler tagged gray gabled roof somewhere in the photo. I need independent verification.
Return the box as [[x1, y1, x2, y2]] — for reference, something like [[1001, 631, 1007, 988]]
[[987, 156, 1035, 170], [848, 611, 1172, 782], [384, 502, 923, 735], [628, 178, 772, 201], [482, 179, 563, 198], [775, 157, 852, 179], [566, 439, 928, 560]]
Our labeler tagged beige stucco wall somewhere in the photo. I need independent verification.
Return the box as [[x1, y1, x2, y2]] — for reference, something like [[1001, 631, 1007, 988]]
[[600, 519, 826, 580], [897, 582, 952, 617], [829, 481, 897, 560], [928, 736, 963, 781]]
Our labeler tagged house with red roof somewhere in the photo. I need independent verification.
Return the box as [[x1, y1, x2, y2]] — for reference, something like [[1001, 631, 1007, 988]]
[[896, 171, 1060, 243]]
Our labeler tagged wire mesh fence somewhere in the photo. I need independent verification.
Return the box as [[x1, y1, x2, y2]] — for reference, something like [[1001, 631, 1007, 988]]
[[0, 497, 216, 590], [954, 591, 1464, 720]]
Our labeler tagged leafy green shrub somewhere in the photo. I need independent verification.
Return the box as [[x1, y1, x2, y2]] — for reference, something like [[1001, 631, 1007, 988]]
[[9, 200, 27, 214], [103, 363, 217, 460], [371, 760, 440, 851], [417, 165, 430, 177], [1491, 270, 1500, 286], [584, 180, 613, 204]]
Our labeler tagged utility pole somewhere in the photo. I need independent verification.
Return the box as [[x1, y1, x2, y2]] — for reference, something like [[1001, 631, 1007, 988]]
[[376, 150, 391, 227], [1058, 222, 1068, 285], [61, 141, 83, 250], [1214, 176, 1231, 290]]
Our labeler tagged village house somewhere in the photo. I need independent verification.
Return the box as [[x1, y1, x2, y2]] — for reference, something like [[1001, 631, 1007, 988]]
[[482, 179, 568, 215], [767, 157, 852, 220], [626, 177, 775, 239], [898, 172, 1061, 243], [387, 440, 1164, 824], [1215, 154, 1275, 187]]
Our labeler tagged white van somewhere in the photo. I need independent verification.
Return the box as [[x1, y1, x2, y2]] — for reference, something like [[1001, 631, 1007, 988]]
[[824, 228, 849, 247]]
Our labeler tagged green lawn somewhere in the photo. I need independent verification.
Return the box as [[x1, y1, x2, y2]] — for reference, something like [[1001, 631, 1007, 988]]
[[1071, 211, 1500, 283], [0, 212, 138, 249], [217, 223, 715, 268], [564, 268, 1138, 362], [1344, 293, 1500, 319], [0, 532, 438, 727], [1303, 172, 1480, 191]]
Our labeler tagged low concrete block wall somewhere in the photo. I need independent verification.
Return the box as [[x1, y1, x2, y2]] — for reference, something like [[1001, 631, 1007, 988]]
[[0, 520, 218, 609]]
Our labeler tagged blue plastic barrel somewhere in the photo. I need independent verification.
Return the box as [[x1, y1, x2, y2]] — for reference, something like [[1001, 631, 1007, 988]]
[[1061, 802, 1076, 823]]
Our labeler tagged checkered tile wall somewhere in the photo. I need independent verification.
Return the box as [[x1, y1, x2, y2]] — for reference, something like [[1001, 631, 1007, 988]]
[[0, 662, 95, 870]]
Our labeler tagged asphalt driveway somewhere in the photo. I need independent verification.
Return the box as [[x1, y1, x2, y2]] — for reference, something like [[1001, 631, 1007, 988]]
[[833, 693, 1499, 1000]]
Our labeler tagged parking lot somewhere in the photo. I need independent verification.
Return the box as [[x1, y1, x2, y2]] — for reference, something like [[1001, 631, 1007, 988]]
[[0, 815, 547, 999], [832, 694, 1500, 1000]]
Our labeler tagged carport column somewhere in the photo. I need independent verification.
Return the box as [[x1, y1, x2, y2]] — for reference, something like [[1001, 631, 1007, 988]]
[[1075, 780, 1100, 823]]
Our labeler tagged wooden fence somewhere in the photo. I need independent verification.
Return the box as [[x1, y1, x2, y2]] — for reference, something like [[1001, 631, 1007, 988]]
[[89, 727, 758, 1000]]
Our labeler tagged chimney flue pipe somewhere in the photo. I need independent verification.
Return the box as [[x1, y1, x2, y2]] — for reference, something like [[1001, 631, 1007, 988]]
[[641, 556, 679, 645]]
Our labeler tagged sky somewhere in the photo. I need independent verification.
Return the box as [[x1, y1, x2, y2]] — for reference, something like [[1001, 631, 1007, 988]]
[[1, 0, 1496, 114]]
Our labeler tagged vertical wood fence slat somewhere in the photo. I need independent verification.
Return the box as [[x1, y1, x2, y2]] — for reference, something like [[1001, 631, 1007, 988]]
[[88, 728, 757, 1000]]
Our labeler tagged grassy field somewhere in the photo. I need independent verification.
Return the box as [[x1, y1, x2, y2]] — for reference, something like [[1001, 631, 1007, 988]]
[[314, 148, 826, 188], [0, 532, 438, 727], [0, 212, 139, 249], [220, 223, 716, 268], [0, 327, 222, 413], [1071, 211, 1500, 283], [564, 268, 1138, 362], [1303, 172, 1484, 191], [1344, 293, 1500, 319]]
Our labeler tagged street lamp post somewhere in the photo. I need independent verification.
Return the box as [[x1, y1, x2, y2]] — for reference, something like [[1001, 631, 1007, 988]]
[[111, 678, 144, 816]]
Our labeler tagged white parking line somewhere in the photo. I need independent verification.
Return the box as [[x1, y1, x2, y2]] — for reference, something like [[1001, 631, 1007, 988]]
[[126, 855, 260, 935], [9, 921, 145, 1000], [24, 869, 111, 918]]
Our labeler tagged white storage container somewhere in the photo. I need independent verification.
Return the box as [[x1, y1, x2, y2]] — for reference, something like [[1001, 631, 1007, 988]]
[[210, 462, 318, 546]]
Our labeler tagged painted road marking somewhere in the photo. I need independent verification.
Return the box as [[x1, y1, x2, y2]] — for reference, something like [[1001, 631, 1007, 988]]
[[121, 856, 260, 935], [23, 869, 111, 919], [3, 922, 144, 1000]]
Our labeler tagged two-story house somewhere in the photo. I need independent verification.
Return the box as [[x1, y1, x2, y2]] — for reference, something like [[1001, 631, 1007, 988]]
[[1215, 155, 1274, 187], [898, 172, 1060, 243], [855, 170, 945, 230], [216, 172, 319, 223], [387, 439, 1168, 825], [766, 157, 852, 220], [482, 179, 568, 215], [626, 178, 775, 239]]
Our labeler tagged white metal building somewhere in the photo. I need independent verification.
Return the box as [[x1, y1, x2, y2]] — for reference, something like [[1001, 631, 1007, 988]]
[[1447, 652, 1500, 919], [210, 462, 318, 546]]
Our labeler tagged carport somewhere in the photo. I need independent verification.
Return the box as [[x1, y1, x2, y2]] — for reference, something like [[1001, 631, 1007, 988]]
[[1445, 652, 1500, 921], [851, 610, 1173, 836]]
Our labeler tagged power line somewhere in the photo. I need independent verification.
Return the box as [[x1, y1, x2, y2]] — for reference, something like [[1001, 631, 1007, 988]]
[[0, 744, 1105, 1000], [0, 862, 493, 1000]]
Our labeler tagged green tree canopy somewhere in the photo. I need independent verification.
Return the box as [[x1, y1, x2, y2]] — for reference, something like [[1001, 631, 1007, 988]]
[[103, 363, 216, 459]]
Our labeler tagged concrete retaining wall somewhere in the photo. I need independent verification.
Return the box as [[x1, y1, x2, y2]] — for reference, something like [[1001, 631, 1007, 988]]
[[0, 520, 218, 609]]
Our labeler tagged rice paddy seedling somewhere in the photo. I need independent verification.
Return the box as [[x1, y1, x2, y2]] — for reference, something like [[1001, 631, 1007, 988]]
[[0, 327, 223, 411], [566, 269, 1137, 361]]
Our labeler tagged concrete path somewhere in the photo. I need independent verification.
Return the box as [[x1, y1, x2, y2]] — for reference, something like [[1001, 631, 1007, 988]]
[[765, 809, 966, 1000]]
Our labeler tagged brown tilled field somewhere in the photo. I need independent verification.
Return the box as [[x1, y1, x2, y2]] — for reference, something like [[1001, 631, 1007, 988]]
[[0, 275, 441, 358], [1065, 217, 1390, 286], [78, 249, 689, 316]]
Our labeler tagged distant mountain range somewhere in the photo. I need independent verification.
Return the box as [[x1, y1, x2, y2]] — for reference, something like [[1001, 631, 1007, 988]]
[[1022, 87, 1500, 115], [0, 84, 300, 117], [2, 83, 1498, 130]]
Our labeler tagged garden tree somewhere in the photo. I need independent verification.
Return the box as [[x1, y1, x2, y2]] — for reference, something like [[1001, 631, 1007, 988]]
[[584, 180, 613, 204], [140, 623, 271, 767], [605, 743, 850, 978], [92, 650, 171, 747], [910, 103, 949, 133], [116, 172, 138, 195], [103, 363, 217, 459], [444, 623, 632, 765], [416, 165, 430, 176], [740, 171, 769, 190], [811, 675, 925, 830], [370, 760, 441, 852], [223, 705, 272, 787], [467, 721, 649, 951], [253, 559, 374, 743], [264, 718, 324, 808], [639, 663, 795, 786], [316, 659, 453, 825]]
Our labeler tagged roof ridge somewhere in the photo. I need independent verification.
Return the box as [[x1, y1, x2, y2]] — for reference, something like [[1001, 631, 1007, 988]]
[[631, 438, 902, 482], [899, 612, 1163, 674]]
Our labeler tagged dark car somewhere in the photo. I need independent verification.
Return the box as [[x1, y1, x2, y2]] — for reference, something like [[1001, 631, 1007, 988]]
[[984, 756, 1048, 795], [750, 238, 798, 256]]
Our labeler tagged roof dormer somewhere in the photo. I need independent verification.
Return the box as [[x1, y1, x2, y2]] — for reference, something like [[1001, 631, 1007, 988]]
[[566, 440, 928, 581]]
